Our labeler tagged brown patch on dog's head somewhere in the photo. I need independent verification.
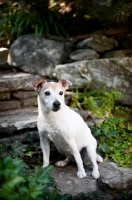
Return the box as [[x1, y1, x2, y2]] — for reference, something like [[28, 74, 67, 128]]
[[33, 79, 72, 93], [33, 79, 47, 93], [58, 79, 72, 90]]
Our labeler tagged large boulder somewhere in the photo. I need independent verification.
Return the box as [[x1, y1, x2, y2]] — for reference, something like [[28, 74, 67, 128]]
[[55, 58, 132, 105], [8, 35, 73, 77]]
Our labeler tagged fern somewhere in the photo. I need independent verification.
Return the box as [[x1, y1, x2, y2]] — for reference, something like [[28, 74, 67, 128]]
[[112, 0, 132, 22], [0, 0, 69, 40]]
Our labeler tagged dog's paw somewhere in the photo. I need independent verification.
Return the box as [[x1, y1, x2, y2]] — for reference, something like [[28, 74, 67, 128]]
[[92, 170, 100, 179], [42, 163, 49, 168], [55, 160, 67, 167], [77, 169, 86, 179]]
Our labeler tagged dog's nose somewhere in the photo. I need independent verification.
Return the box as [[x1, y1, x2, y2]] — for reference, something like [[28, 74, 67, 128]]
[[53, 101, 61, 109]]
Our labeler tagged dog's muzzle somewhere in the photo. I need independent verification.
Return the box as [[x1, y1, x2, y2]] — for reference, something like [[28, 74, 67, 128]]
[[53, 100, 61, 111]]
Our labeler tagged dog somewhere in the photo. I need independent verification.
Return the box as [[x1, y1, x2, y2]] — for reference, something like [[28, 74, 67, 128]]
[[33, 79, 103, 179]]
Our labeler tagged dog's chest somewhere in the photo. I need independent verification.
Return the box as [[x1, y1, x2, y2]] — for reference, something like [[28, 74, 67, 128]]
[[45, 122, 70, 153], [46, 126, 66, 143]]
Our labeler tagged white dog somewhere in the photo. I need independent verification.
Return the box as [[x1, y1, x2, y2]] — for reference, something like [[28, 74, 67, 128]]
[[33, 79, 103, 179]]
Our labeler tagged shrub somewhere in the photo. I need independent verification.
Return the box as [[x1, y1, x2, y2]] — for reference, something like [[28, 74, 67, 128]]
[[0, 156, 72, 200], [0, 0, 69, 41]]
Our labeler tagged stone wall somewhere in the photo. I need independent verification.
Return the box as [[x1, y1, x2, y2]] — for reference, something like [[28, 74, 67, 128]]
[[0, 71, 40, 112], [1, 31, 132, 112]]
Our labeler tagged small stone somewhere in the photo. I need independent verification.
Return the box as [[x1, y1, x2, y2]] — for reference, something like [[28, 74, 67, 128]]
[[70, 49, 99, 61], [0, 92, 10, 100], [12, 91, 37, 99], [20, 98, 37, 107], [77, 35, 118, 52], [103, 49, 132, 58], [0, 100, 20, 111], [0, 72, 41, 92]]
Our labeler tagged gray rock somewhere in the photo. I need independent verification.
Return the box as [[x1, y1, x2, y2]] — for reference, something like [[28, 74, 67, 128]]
[[0, 72, 41, 92], [77, 35, 118, 52], [0, 130, 39, 146], [0, 108, 37, 135], [55, 58, 132, 105], [21, 97, 37, 107], [55, 61, 92, 88], [103, 49, 132, 58], [12, 91, 37, 99], [51, 165, 97, 196], [0, 100, 20, 111], [100, 161, 132, 191], [8, 35, 73, 77], [69, 49, 99, 61], [51, 161, 132, 199]]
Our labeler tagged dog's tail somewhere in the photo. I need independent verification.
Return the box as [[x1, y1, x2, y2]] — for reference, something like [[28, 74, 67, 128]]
[[96, 154, 103, 163]]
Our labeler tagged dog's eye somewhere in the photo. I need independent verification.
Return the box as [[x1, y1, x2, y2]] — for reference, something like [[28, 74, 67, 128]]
[[45, 91, 50, 96], [59, 91, 63, 95]]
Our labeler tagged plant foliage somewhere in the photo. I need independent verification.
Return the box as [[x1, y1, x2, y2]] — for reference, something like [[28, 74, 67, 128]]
[[112, 0, 132, 22], [71, 89, 121, 118], [92, 116, 132, 168], [0, 156, 72, 200], [71, 89, 132, 168], [0, 0, 69, 40], [0, 156, 51, 199]]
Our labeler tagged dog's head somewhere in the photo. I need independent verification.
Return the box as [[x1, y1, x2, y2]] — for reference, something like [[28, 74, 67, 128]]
[[33, 79, 72, 112]]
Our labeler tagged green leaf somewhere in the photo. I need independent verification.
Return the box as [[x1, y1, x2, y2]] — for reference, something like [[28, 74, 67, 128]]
[[48, 188, 72, 200], [34, 165, 53, 185]]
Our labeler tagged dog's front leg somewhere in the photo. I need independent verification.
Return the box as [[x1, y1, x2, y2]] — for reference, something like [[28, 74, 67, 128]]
[[39, 134, 50, 168], [69, 140, 86, 178]]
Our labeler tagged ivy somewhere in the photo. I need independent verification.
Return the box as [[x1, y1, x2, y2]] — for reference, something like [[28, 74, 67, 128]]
[[93, 116, 132, 168]]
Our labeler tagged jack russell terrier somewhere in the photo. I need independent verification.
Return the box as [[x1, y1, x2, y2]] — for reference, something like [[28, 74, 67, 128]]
[[33, 79, 103, 179]]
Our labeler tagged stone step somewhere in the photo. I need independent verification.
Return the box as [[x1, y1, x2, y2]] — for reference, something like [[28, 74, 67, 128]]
[[51, 161, 132, 199], [0, 107, 38, 144], [0, 72, 41, 92], [0, 107, 102, 139]]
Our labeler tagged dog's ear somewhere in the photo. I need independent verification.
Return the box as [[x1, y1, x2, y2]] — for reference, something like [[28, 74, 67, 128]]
[[58, 79, 72, 90], [33, 79, 47, 93]]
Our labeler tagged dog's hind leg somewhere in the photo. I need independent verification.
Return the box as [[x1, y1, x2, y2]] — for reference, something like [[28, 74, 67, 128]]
[[86, 145, 100, 179], [55, 158, 70, 167]]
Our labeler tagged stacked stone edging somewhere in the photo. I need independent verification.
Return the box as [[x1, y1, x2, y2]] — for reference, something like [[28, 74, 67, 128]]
[[0, 72, 40, 112]]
